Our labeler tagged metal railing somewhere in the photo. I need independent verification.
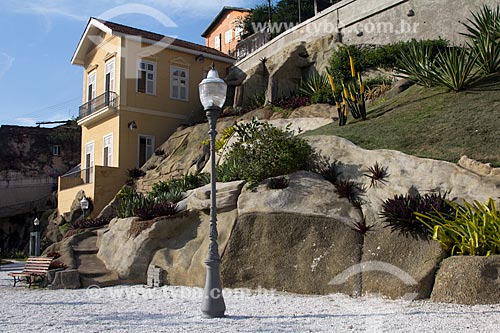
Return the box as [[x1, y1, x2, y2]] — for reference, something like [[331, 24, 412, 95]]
[[60, 166, 93, 184], [233, 30, 271, 60], [79, 91, 119, 119]]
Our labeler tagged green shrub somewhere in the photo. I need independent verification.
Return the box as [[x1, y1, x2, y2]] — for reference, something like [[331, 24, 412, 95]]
[[462, 4, 500, 74], [217, 120, 312, 187], [432, 47, 478, 91], [381, 192, 453, 237], [329, 40, 448, 84], [416, 199, 500, 256]]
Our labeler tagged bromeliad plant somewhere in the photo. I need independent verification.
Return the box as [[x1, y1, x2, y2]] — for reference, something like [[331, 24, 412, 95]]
[[380, 192, 453, 238], [416, 199, 500, 256]]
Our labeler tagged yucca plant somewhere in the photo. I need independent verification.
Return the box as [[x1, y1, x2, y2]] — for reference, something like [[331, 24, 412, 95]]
[[461, 4, 500, 74], [416, 199, 500, 256], [298, 72, 330, 98], [395, 41, 438, 87], [431, 47, 478, 91]]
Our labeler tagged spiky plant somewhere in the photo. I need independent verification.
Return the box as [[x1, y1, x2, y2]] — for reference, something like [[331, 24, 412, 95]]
[[461, 4, 500, 75], [298, 72, 330, 98], [395, 41, 437, 87], [335, 180, 366, 204], [364, 162, 389, 188], [431, 48, 478, 91], [380, 192, 453, 237]]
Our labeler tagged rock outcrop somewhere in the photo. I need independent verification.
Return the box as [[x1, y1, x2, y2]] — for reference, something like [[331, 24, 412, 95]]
[[431, 256, 500, 305], [47, 123, 500, 303]]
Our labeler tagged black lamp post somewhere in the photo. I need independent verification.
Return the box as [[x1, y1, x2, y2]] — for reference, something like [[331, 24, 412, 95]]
[[30, 217, 40, 256], [198, 64, 227, 318]]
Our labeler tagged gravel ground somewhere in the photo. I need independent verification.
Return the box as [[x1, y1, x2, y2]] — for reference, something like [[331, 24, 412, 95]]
[[1, 261, 500, 332]]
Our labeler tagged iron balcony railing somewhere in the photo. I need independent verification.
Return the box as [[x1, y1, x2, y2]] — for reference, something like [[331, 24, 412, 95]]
[[233, 30, 271, 60], [60, 166, 93, 184], [79, 91, 119, 119]]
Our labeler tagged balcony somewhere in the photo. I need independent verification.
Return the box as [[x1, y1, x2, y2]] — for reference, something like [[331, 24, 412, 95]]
[[78, 91, 119, 126]]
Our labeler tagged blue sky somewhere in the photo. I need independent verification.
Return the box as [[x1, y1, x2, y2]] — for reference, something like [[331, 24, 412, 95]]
[[0, 0, 263, 127]]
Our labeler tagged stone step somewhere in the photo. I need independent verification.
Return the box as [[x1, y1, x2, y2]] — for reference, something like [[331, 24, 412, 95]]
[[80, 272, 120, 288], [72, 235, 98, 253], [76, 253, 110, 275]]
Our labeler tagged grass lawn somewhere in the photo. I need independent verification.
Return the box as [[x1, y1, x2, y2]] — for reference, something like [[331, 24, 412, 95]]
[[304, 74, 500, 166]]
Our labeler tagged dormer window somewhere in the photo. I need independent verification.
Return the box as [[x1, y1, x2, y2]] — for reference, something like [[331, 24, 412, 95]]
[[137, 61, 156, 95]]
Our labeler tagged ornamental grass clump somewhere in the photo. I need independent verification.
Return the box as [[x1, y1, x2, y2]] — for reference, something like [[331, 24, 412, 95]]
[[416, 199, 500, 256]]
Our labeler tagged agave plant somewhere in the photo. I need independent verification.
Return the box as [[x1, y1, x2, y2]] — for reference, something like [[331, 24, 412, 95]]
[[461, 4, 500, 74], [431, 47, 478, 91], [395, 41, 437, 87], [298, 72, 333, 104]]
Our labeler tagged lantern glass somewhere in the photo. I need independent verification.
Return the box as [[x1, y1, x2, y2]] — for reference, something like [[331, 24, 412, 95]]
[[199, 67, 227, 109]]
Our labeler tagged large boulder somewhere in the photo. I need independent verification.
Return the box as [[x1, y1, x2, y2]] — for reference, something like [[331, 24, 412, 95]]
[[97, 181, 245, 284], [306, 135, 500, 226], [222, 171, 364, 294], [431, 255, 500, 305], [361, 227, 446, 299], [222, 213, 363, 295]]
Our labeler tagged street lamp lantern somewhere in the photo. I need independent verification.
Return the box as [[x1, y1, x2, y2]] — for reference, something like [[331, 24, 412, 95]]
[[199, 63, 227, 318], [33, 217, 40, 227], [80, 195, 89, 219], [199, 64, 227, 109]]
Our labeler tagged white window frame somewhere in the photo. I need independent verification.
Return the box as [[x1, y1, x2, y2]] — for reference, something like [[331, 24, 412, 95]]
[[103, 133, 113, 167], [87, 71, 96, 101], [214, 35, 221, 50], [52, 145, 60, 156], [170, 66, 189, 101], [105, 59, 115, 93], [225, 30, 233, 44], [137, 135, 155, 167], [137, 60, 156, 95], [235, 26, 243, 38], [85, 141, 95, 183]]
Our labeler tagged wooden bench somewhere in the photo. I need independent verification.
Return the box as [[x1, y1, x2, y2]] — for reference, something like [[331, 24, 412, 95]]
[[8, 257, 53, 288]]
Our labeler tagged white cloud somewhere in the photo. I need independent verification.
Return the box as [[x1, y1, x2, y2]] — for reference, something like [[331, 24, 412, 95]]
[[0, 53, 15, 79]]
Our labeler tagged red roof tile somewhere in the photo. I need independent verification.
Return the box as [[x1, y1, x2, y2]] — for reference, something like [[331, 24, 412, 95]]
[[93, 18, 234, 61]]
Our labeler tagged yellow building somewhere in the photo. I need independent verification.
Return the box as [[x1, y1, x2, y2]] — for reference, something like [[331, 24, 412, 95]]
[[58, 18, 235, 218]]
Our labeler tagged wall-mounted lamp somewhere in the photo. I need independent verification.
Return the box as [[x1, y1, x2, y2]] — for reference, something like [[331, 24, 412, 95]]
[[128, 121, 137, 131], [195, 54, 205, 63]]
